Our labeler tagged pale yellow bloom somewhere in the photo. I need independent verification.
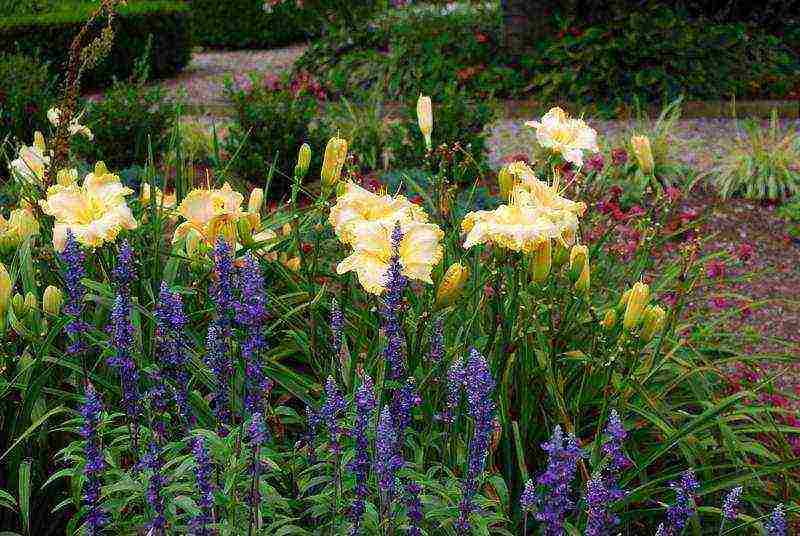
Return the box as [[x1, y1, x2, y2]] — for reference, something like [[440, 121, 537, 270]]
[[56, 168, 78, 187], [525, 107, 598, 166], [337, 220, 444, 295], [329, 182, 428, 245], [9, 132, 49, 185], [462, 185, 579, 253], [417, 95, 433, 149], [173, 182, 244, 245], [47, 107, 93, 140], [39, 162, 138, 251]]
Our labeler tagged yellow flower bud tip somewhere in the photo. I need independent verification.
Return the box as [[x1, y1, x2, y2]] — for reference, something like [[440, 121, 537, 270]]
[[12, 293, 26, 317], [417, 94, 433, 149], [321, 137, 348, 188], [0, 263, 11, 313], [435, 262, 470, 307], [631, 135, 654, 175], [248, 188, 264, 215], [282, 222, 293, 237], [296, 143, 312, 178], [601, 309, 617, 330], [43, 286, 63, 316], [284, 256, 301, 272], [623, 281, 650, 330], [531, 240, 552, 283], [640, 304, 666, 342], [24, 291, 37, 311], [575, 261, 590, 293], [497, 165, 516, 200], [569, 244, 588, 282], [33, 131, 46, 152], [94, 161, 109, 176]]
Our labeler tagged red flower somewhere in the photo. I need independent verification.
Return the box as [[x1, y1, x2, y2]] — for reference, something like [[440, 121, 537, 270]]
[[706, 259, 726, 279], [474, 32, 489, 43], [736, 243, 755, 262]]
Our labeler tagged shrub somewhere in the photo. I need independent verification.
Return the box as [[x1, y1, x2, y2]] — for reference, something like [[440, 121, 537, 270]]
[[0, 1, 192, 89], [0, 52, 56, 145], [714, 111, 800, 200], [73, 78, 176, 170], [223, 75, 326, 195]]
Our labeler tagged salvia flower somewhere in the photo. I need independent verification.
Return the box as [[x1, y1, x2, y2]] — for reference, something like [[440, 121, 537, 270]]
[[601, 410, 630, 473], [437, 356, 465, 425], [375, 407, 404, 503], [61, 231, 90, 354], [80, 383, 107, 535], [765, 504, 786, 536], [405, 481, 423, 536], [348, 375, 377, 534], [456, 348, 496, 532], [205, 323, 233, 429], [234, 253, 273, 414], [139, 442, 167, 536], [722, 486, 743, 521], [106, 293, 140, 448], [535, 425, 585, 536], [248, 412, 268, 506], [657, 470, 700, 536], [382, 223, 408, 379], [390, 378, 421, 440], [189, 437, 214, 536], [320, 376, 347, 455], [520, 479, 536, 512], [112, 240, 135, 294], [154, 283, 193, 424]]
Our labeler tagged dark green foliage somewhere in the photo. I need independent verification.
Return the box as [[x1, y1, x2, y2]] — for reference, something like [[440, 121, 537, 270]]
[[0, 52, 56, 145], [297, 4, 800, 115], [387, 84, 495, 176], [0, 1, 192, 90], [73, 79, 175, 170], [224, 78, 325, 196], [190, 0, 382, 49]]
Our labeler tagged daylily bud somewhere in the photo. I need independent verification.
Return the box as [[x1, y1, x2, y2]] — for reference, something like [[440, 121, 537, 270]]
[[417, 95, 433, 150], [24, 291, 37, 312], [601, 309, 617, 330], [237, 217, 254, 246], [284, 256, 301, 272], [435, 262, 470, 308], [336, 181, 349, 197], [623, 282, 650, 330], [321, 137, 348, 188], [248, 188, 264, 215], [33, 131, 46, 152], [247, 211, 262, 232], [618, 289, 632, 311], [56, 168, 78, 187], [296, 143, 311, 179], [631, 135, 654, 175], [0, 263, 11, 315], [12, 293, 26, 318], [10, 208, 39, 242], [184, 228, 204, 257], [42, 286, 63, 316], [640, 304, 666, 342], [498, 165, 515, 200], [575, 260, 590, 293], [569, 245, 588, 282], [552, 242, 569, 268], [531, 240, 552, 283], [282, 222, 292, 237]]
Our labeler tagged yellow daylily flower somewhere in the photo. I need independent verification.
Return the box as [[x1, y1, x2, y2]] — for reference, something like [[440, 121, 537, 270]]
[[329, 182, 428, 245], [337, 220, 444, 295], [173, 182, 244, 245], [39, 161, 138, 251], [525, 107, 598, 167], [9, 132, 49, 185]]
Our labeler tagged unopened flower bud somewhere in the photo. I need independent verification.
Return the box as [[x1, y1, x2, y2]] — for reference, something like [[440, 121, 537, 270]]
[[248, 188, 264, 215], [282, 222, 293, 237], [552, 242, 569, 268], [531, 240, 552, 284], [417, 95, 433, 150], [237, 217, 254, 246], [12, 293, 26, 318], [296, 143, 311, 179], [284, 256, 301, 272], [24, 291, 37, 312], [569, 244, 588, 282], [0, 263, 11, 315], [435, 263, 470, 308], [42, 286, 63, 316], [321, 137, 348, 188], [601, 309, 616, 330], [631, 135, 654, 175], [498, 165, 515, 200], [623, 282, 650, 330], [11, 208, 39, 242], [640, 304, 666, 342]]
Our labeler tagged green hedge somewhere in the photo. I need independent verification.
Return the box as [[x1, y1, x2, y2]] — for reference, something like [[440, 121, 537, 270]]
[[0, 1, 192, 89], [190, 0, 315, 49]]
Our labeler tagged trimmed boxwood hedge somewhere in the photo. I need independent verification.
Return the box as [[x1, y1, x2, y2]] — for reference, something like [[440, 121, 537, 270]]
[[190, 0, 315, 49], [0, 1, 192, 89]]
